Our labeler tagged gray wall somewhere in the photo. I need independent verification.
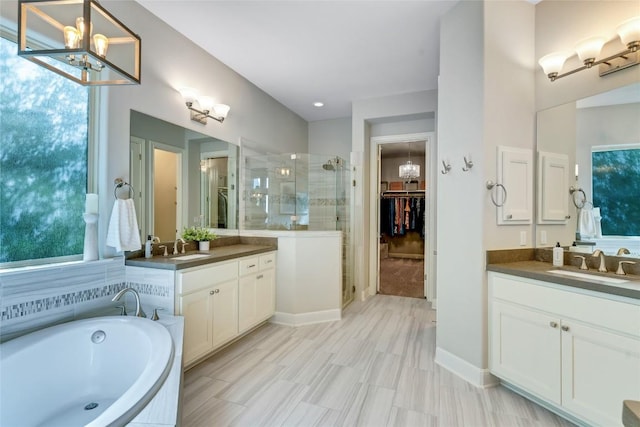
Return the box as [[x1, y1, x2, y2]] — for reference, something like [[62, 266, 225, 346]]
[[308, 118, 352, 162]]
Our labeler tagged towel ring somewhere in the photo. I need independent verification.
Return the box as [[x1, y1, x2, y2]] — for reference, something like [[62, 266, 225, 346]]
[[569, 186, 586, 209], [486, 180, 507, 207], [114, 178, 134, 200]]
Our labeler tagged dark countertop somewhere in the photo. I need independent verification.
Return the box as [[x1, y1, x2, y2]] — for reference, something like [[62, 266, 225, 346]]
[[487, 260, 640, 300], [126, 244, 277, 271]]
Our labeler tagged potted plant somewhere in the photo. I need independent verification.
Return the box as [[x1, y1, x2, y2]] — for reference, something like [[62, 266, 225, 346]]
[[182, 226, 217, 251]]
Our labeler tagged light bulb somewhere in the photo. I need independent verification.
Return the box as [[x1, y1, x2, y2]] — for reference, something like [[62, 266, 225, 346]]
[[213, 104, 230, 119], [575, 37, 606, 67], [63, 26, 80, 49], [538, 52, 567, 81], [617, 16, 640, 51], [75, 17, 92, 40], [198, 96, 215, 114], [93, 34, 109, 58], [178, 87, 198, 105]]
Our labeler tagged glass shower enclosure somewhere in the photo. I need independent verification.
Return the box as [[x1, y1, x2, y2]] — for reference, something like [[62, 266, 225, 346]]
[[243, 153, 353, 306]]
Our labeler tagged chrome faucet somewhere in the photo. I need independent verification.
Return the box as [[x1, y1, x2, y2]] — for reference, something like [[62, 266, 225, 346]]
[[617, 247, 631, 255], [112, 288, 146, 318], [591, 249, 607, 273], [173, 238, 186, 255]]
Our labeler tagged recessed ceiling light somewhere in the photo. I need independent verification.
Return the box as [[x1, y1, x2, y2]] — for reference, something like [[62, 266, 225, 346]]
[[313, 102, 324, 107]]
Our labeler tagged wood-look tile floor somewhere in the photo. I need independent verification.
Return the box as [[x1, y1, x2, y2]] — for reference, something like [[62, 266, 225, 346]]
[[183, 295, 575, 427]]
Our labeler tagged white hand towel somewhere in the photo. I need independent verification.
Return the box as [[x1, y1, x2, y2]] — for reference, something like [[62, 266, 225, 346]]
[[578, 208, 596, 239], [106, 199, 142, 252]]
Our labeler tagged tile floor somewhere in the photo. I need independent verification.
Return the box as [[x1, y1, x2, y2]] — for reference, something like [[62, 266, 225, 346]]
[[183, 295, 575, 426]]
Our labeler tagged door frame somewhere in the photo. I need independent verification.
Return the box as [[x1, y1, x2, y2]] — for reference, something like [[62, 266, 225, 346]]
[[368, 132, 436, 304]]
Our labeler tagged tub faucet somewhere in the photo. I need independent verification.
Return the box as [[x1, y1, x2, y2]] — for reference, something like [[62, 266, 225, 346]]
[[617, 247, 631, 255], [112, 288, 146, 318], [591, 249, 607, 273]]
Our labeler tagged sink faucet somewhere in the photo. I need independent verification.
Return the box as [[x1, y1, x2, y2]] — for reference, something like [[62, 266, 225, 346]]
[[591, 249, 607, 273], [174, 238, 186, 255], [112, 288, 146, 318]]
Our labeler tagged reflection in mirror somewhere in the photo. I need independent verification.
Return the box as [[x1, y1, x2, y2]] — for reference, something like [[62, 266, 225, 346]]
[[536, 83, 640, 255], [129, 110, 238, 242]]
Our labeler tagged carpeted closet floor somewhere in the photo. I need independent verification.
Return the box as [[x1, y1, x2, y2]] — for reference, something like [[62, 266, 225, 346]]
[[378, 257, 424, 299]]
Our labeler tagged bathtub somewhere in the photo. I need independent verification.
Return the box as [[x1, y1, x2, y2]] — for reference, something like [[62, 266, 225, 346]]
[[0, 316, 174, 427]]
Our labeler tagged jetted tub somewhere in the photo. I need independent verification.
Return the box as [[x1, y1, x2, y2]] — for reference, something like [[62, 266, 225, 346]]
[[0, 316, 174, 427]]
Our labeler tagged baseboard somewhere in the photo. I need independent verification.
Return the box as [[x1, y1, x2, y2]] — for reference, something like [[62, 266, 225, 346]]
[[270, 309, 342, 327], [430, 298, 437, 310], [435, 347, 500, 389]]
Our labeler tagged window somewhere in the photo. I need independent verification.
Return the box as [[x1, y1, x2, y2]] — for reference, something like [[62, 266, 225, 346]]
[[0, 36, 90, 265], [592, 145, 640, 236]]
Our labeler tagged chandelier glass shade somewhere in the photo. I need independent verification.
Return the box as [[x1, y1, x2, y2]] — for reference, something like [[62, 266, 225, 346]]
[[399, 160, 420, 180]]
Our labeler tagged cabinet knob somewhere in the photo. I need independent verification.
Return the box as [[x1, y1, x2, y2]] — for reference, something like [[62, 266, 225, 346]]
[[209, 290, 215, 295], [565, 215, 571, 219], [507, 214, 513, 219], [248, 264, 256, 268], [561, 325, 570, 332], [257, 274, 264, 280], [549, 321, 558, 328], [215, 288, 220, 294]]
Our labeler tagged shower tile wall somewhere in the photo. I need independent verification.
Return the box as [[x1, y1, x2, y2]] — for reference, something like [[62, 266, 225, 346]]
[[308, 156, 339, 231], [0, 258, 174, 342]]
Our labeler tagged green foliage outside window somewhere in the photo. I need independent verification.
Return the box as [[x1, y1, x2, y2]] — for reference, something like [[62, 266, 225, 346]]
[[0, 37, 89, 264], [592, 148, 640, 236]]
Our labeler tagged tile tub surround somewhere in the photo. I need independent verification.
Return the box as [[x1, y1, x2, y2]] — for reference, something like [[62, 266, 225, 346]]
[[0, 257, 177, 342]]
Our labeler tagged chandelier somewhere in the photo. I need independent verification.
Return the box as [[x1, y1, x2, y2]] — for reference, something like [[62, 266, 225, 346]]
[[399, 147, 420, 181]]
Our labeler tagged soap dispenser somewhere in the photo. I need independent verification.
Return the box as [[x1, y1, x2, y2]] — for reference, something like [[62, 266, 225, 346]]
[[553, 242, 563, 267], [145, 235, 153, 258]]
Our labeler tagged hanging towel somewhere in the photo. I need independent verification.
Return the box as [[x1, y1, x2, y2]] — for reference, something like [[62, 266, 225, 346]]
[[106, 199, 142, 252], [578, 207, 596, 239]]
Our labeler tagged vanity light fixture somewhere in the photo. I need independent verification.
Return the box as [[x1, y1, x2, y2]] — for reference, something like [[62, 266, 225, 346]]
[[179, 87, 230, 124], [539, 16, 640, 82], [18, 0, 141, 85]]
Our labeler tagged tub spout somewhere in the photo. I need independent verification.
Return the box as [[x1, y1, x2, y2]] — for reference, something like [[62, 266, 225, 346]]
[[112, 288, 146, 318]]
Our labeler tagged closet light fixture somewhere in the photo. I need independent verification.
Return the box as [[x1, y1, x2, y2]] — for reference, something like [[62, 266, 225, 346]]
[[539, 16, 640, 82], [399, 147, 420, 181], [18, 0, 141, 85], [179, 87, 230, 124]]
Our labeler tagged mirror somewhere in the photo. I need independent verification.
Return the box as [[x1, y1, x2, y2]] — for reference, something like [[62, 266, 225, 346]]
[[536, 82, 640, 255], [129, 110, 238, 242]]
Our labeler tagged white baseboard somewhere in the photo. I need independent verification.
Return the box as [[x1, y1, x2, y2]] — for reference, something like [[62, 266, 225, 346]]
[[270, 309, 342, 327], [435, 347, 499, 389], [430, 298, 437, 310]]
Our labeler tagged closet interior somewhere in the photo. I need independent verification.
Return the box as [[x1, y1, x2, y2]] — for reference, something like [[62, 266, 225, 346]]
[[378, 141, 427, 298]]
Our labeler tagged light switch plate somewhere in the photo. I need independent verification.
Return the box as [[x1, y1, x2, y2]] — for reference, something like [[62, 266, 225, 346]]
[[541, 230, 548, 245]]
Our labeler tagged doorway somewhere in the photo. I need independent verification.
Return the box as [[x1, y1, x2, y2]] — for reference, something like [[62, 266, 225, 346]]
[[369, 133, 436, 303], [150, 142, 183, 242]]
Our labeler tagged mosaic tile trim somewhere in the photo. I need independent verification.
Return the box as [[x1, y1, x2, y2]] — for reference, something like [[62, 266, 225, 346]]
[[1, 282, 126, 321], [126, 282, 171, 298]]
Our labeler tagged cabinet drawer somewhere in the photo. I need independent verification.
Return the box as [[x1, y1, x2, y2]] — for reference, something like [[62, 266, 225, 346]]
[[178, 260, 238, 295], [260, 253, 276, 270], [239, 256, 260, 276]]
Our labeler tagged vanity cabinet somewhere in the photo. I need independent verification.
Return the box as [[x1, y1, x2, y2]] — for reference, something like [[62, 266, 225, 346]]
[[176, 252, 276, 367], [238, 253, 276, 333], [489, 272, 640, 426]]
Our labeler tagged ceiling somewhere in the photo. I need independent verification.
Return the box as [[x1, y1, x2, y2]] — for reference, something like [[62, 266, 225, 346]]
[[134, 0, 459, 122]]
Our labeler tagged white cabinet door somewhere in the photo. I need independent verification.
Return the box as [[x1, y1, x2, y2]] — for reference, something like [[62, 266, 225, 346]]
[[537, 151, 570, 223], [256, 268, 275, 321], [238, 274, 258, 333], [490, 300, 561, 404], [211, 279, 239, 348], [497, 146, 533, 224], [180, 287, 214, 366], [561, 321, 640, 426]]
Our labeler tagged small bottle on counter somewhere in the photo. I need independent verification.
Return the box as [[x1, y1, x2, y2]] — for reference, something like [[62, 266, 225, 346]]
[[145, 235, 153, 258], [553, 242, 564, 267]]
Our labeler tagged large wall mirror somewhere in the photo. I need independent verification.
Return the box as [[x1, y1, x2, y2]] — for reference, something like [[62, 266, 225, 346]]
[[536, 82, 640, 254], [129, 110, 239, 242]]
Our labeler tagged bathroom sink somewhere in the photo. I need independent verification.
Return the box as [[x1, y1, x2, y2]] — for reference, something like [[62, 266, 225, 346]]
[[546, 270, 629, 284], [170, 254, 210, 261]]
